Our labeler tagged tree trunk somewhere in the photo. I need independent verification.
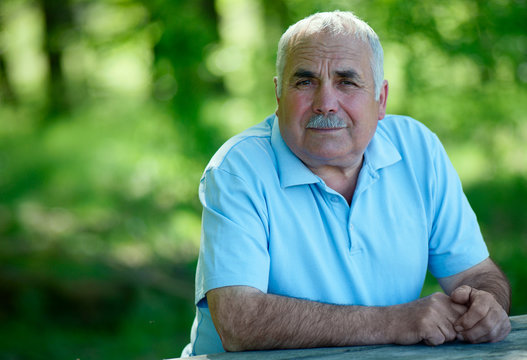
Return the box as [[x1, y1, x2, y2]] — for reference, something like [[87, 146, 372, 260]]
[[40, 0, 73, 116]]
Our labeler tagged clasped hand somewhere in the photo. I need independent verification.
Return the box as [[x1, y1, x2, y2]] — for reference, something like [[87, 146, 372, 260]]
[[396, 285, 510, 346], [450, 285, 510, 344]]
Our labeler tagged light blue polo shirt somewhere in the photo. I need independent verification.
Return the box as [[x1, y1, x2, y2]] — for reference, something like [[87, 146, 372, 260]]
[[183, 114, 489, 356]]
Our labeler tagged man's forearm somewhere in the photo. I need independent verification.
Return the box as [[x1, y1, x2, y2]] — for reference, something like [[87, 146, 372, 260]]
[[208, 286, 392, 351], [207, 286, 464, 351]]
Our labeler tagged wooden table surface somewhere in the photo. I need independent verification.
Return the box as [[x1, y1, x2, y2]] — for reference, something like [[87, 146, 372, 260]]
[[172, 314, 527, 360]]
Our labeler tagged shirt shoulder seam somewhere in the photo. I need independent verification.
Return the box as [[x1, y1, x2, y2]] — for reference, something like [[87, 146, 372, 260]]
[[219, 133, 271, 165]]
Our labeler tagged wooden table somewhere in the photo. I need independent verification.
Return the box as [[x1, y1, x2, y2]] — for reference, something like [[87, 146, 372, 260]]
[[173, 314, 527, 359]]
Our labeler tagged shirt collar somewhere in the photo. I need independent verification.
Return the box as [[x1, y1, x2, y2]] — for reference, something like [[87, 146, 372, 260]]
[[363, 123, 402, 172], [270, 115, 402, 188], [271, 115, 321, 188]]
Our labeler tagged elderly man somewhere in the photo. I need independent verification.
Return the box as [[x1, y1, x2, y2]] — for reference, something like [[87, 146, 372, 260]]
[[181, 10, 511, 357]]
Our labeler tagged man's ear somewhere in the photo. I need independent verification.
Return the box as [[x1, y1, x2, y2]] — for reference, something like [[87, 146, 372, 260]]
[[274, 77, 280, 105], [377, 80, 389, 120], [274, 77, 281, 116]]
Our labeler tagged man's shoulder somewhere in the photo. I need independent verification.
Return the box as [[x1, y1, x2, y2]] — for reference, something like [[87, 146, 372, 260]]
[[377, 114, 439, 150], [379, 115, 435, 136], [204, 115, 276, 176]]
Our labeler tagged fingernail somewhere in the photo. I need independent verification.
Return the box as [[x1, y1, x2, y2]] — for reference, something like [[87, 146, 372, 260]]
[[457, 333, 464, 341]]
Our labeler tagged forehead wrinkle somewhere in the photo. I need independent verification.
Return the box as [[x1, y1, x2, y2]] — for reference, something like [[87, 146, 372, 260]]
[[284, 35, 373, 86], [289, 32, 368, 57], [287, 51, 365, 82], [290, 42, 361, 62]]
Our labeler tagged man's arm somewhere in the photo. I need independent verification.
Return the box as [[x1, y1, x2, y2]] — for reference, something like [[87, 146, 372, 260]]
[[207, 285, 466, 352], [438, 257, 511, 343]]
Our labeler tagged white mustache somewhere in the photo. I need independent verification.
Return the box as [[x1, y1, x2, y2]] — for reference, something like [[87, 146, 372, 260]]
[[306, 114, 346, 129]]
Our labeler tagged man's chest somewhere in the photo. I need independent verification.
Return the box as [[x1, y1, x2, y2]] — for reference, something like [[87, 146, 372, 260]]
[[265, 178, 430, 305]]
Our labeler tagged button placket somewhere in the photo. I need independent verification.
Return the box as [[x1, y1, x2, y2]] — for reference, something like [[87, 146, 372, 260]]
[[347, 203, 358, 252]]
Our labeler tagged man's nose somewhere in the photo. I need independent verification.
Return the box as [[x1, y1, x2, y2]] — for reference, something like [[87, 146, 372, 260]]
[[313, 83, 338, 115]]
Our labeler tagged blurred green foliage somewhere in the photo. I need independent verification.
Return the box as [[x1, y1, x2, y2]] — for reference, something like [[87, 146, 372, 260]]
[[0, 0, 526, 358]]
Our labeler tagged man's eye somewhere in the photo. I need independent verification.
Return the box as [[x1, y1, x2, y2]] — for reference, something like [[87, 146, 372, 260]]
[[340, 80, 356, 86], [296, 80, 312, 86]]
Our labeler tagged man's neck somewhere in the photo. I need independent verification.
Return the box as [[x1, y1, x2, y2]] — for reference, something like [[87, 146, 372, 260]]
[[308, 157, 364, 205]]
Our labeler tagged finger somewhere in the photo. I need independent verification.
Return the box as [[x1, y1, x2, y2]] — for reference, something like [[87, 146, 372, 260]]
[[455, 293, 491, 330], [450, 285, 472, 305], [457, 317, 487, 343], [457, 307, 507, 343], [462, 323, 498, 344], [423, 319, 458, 346], [423, 330, 446, 346], [487, 317, 511, 343], [434, 296, 467, 325], [466, 312, 511, 344], [469, 325, 499, 344], [450, 303, 468, 317], [438, 321, 458, 343], [445, 304, 466, 330], [455, 308, 489, 334]]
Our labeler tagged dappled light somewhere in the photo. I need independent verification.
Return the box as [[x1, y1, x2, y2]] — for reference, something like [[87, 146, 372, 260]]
[[0, 0, 526, 359]]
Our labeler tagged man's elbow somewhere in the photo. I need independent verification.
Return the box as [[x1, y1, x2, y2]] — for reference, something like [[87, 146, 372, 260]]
[[208, 286, 264, 351], [219, 332, 248, 352], [215, 320, 253, 352]]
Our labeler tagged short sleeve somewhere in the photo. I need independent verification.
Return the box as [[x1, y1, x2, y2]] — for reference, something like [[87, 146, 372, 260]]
[[195, 167, 270, 305], [428, 136, 489, 278]]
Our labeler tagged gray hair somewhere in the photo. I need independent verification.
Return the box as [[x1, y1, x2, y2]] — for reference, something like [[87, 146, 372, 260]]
[[276, 11, 384, 100]]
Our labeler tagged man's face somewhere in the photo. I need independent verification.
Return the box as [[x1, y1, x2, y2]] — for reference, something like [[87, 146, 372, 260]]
[[275, 33, 388, 172]]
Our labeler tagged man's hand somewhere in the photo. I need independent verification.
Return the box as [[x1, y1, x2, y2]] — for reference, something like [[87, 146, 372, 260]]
[[438, 258, 511, 344], [391, 292, 467, 346], [450, 285, 511, 343]]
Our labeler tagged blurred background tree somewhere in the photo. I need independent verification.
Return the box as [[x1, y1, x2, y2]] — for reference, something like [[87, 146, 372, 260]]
[[0, 0, 525, 358]]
